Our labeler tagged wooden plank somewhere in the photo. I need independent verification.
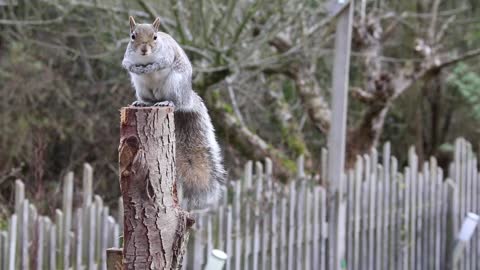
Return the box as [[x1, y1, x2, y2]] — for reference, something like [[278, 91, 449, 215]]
[[82, 163, 93, 208], [408, 148, 418, 270], [320, 188, 327, 270], [444, 179, 456, 270], [117, 197, 124, 236], [352, 158, 362, 270], [321, 148, 328, 186], [280, 197, 287, 270], [305, 188, 312, 270], [1, 231, 8, 270], [260, 162, 269, 270], [83, 164, 94, 263], [0, 231, 4, 269], [327, 3, 355, 268], [287, 181, 296, 270], [368, 166, 376, 270], [8, 214, 18, 270], [62, 172, 74, 270], [101, 207, 110, 270], [192, 217, 203, 270], [217, 205, 225, 252], [345, 171, 353, 268], [389, 157, 398, 269], [271, 190, 278, 270], [429, 158, 437, 270], [296, 181, 305, 270], [113, 223, 120, 248], [94, 195, 104, 263], [226, 206, 233, 270], [14, 179, 24, 268], [415, 173, 424, 270], [375, 166, 383, 270], [242, 161, 253, 269], [261, 200, 269, 270], [360, 163, 369, 270], [233, 181, 242, 270], [392, 172, 401, 270], [206, 214, 212, 257], [382, 142, 391, 270], [244, 161, 253, 192], [476, 173, 480, 270], [382, 166, 390, 270], [312, 188, 320, 270], [420, 161, 433, 269], [266, 158, 273, 194], [402, 168, 411, 270], [453, 139, 461, 235], [14, 180, 25, 214], [434, 170, 442, 270], [361, 154, 370, 270], [252, 162, 263, 270], [88, 205, 96, 270], [464, 150, 472, 270], [49, 224, 56, 270], [21, 200, 29, 270], [472, 165, 478, 270], [44, 218, 52, 269], [36, 217, 45, 270], [75, 208, 83, 270], [460, 140, 467, 234]]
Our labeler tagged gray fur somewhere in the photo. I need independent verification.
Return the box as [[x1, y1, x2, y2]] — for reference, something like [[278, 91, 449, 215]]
[[122, 27, 225, 209]]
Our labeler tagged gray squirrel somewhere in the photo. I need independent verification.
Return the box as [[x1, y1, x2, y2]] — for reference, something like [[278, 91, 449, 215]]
[[122, 16, 225, 209]]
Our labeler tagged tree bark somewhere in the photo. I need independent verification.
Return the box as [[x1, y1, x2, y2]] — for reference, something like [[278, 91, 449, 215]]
[[119, 107, 194, 270]]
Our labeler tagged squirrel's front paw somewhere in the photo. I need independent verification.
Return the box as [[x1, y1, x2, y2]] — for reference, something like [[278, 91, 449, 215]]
[[131, 100, 153, 107], [129, 65, 147, 74], [154, 101, 175, 107]]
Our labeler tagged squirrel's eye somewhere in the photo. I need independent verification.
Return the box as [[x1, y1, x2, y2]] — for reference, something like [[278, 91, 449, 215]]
[[154, 35, 157, 40], [131, 34, 135, 40]]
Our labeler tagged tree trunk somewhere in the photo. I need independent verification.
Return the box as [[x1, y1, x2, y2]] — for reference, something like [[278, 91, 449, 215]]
[[346, 104, 389, 168], [119, 107, 194, 270]]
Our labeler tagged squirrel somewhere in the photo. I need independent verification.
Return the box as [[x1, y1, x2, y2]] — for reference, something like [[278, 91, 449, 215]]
[[122, 16, 225, 209]]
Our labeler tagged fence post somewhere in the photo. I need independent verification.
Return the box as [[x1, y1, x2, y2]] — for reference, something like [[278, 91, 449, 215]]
[[327, 0, 354, 270], [109, 106, 194, 269]]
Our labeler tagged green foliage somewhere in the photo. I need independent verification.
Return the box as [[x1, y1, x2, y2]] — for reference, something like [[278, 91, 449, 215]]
[[0, 218, 7, 230], [447, 63, 480, 119]]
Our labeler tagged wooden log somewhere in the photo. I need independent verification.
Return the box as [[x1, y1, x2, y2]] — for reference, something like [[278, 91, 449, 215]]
[[106, 248, 123, 270], [119, 106, 194, 270]]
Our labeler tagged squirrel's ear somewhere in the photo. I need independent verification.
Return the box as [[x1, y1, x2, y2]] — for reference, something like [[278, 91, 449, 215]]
[[152, 17, 161, 32], [129, 16, 136, 33]]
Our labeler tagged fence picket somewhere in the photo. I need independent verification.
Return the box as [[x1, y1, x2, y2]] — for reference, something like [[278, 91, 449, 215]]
[[3, 141, 480, 270], [287, 181, 296, 270], [36, 217, 45, 270], [8, 215, 18, 270], [21, 200, 29, 270], [271, 189, 278, 270]]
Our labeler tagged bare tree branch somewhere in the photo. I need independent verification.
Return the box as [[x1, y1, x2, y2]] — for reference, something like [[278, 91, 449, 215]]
[[269, 35, 332, 133]]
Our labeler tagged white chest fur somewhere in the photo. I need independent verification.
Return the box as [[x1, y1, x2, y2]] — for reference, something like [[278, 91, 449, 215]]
[[131, 67, 172, 101]]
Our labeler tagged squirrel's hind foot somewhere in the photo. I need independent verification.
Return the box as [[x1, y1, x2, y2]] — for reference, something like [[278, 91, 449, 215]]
[[154, 101, 175, 107], [131, 100, 153, 107]]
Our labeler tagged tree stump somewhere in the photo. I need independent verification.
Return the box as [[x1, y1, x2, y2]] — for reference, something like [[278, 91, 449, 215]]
[[117, 106, 194, 270]]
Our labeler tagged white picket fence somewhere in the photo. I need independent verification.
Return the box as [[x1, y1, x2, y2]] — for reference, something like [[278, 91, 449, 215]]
[[188, 138, 480, 270], [0, 164, 123, 270], [0, 138, 479, 270]]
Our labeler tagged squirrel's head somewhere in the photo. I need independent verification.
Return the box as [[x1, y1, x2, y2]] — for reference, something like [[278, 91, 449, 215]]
[[128, 16, 161, 56]]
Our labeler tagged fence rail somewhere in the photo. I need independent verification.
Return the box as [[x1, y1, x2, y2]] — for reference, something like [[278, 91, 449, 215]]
[[0, 138, 479, 270]]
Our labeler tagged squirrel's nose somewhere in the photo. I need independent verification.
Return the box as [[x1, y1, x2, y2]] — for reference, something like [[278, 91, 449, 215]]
[[141, 48, 148, 54]]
